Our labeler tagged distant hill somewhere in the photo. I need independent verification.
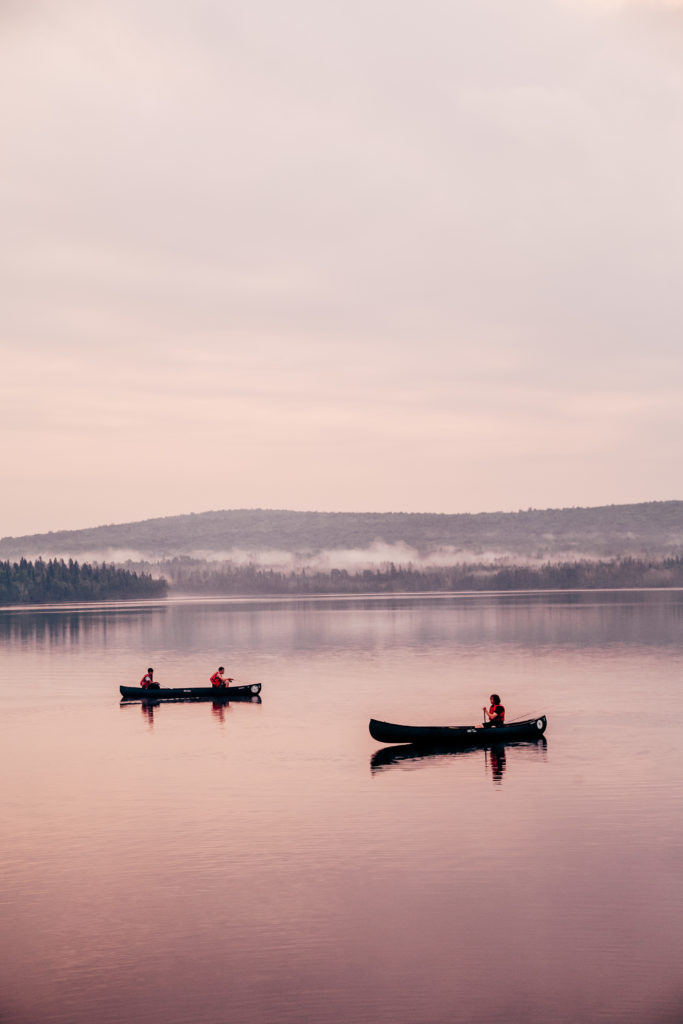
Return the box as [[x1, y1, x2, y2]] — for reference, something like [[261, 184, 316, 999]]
[[0, 502, 681, 566]]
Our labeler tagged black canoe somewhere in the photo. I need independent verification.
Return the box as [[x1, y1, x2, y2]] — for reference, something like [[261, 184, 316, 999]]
[[369, 715, 547, 747], [120, 683, 261, 702]]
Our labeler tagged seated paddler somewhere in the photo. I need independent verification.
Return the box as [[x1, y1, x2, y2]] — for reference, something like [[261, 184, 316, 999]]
[[210, 666, 234, 689], [140, 667, 160, 690], [483, 694, 505, 727]]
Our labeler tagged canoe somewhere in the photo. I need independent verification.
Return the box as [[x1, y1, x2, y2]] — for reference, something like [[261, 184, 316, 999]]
[[369, 715, 547, 747], [120, 683, 261, 702]]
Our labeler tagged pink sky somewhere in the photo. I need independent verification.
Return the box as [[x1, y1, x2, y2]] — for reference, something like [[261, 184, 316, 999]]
[[1, 0, 682, 537]]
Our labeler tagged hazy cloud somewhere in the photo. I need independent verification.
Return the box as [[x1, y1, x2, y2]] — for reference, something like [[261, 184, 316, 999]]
[[1, 0, 682, 534]]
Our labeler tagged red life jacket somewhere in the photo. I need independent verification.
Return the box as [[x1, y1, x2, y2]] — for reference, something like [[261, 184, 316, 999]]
[[140, 673, 153, 689], [210, 671, 224, 687], [489, 702, 505, 724]]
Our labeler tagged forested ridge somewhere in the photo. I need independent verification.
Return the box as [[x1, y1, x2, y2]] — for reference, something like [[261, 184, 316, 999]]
[[1, 501, 681, 562], [2, 503, 682, 603], [0, 559, 167, 604]]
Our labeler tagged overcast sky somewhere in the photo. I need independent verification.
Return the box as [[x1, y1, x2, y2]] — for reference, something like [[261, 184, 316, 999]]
[[2, 0, 682, 537]]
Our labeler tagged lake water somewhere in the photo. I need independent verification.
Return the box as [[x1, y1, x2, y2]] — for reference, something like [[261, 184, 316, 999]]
[[1, 591, 683, 1024]]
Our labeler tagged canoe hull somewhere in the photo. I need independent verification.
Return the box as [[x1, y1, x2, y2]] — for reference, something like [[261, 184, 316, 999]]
[[120, 683, 261, 702], [369, 715, 547, 747]]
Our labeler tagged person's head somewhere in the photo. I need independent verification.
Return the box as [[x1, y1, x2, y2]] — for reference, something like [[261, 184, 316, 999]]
[[490, 693, 501, 704], [148, 668, 154, 674], [218, 666, 224, 672]]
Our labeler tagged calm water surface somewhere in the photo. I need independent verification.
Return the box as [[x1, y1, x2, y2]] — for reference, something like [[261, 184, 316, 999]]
[[2, 591, 683, 1024]]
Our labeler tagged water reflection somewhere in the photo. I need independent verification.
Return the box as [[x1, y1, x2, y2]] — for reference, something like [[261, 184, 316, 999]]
[[212, 701, 231, 724], [371, 737, 547, 785], [2, 590, 683, 654], [141, 700, 158, 729], [0, 603, 162, 648], [119, 694, 262, 729], [486, 745, 507, 784]]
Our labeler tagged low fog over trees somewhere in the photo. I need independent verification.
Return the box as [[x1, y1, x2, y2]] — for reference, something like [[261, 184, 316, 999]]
[[158, 555, 683, 595]]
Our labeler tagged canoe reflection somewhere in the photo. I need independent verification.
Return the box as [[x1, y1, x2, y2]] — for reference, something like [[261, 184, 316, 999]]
[[141, 700, 158, 729], [487, 744, 506, 783], [120, 694, 262, 728], [371, 736, 547, 784]]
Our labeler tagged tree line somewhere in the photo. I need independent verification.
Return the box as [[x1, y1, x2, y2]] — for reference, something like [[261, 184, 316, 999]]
[[160, 555, 683, 595], [0, 558, 167, 604], [4, 555, 681, 604]]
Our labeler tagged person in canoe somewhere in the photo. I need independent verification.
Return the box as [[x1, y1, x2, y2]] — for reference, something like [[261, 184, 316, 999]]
[[140, 667, 160, 690], [483, 694, 505, 727], [210, 666, 234, 689]]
